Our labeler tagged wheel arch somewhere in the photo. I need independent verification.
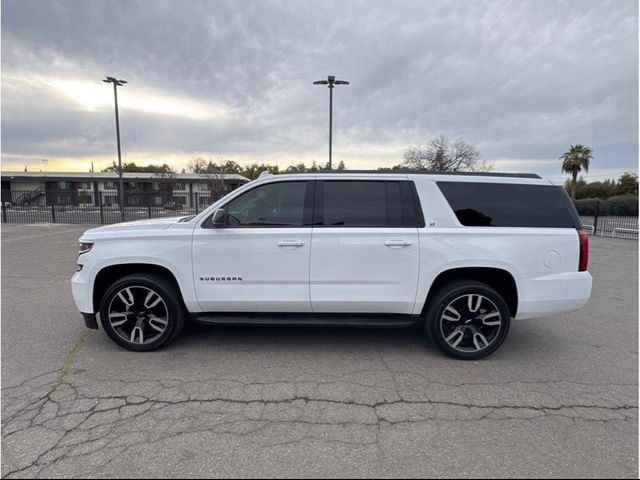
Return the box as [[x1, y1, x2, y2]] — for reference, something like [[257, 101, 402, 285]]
[[422, 267, 519, 318], [92, 263, 184, 313]]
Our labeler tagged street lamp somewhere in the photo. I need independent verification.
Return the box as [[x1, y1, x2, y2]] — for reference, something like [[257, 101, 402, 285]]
[[313, 75, 349, 170], [102, 76, 127, 221]]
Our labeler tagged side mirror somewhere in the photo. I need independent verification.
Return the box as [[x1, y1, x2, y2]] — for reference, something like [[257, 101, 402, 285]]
[[211, 208, 227, 227]]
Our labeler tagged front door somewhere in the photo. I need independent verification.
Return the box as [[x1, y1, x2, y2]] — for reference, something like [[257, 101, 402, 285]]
[[193, 180, 313, 312]]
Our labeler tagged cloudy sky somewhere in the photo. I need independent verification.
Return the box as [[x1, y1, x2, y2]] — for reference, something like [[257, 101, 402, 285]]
[[1, 0, 637, 181]]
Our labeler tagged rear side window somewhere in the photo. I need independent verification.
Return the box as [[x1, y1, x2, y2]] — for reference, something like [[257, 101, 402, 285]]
[[437, 181, 581, 228], [316, 180, 423, 227]]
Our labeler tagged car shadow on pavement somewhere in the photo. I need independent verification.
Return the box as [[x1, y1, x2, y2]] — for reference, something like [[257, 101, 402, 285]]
[[173, 321, 431, 352], [87, 315, 572, 364]]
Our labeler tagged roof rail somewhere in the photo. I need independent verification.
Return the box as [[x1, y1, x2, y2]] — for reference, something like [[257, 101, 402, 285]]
[[311, 170, 542, 179]]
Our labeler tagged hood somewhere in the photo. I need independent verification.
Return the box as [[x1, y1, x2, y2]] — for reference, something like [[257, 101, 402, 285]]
[[81, 216, 191, 239]]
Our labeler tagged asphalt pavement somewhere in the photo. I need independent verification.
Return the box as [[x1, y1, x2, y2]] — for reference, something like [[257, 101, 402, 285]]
[[1, 223, 637, 478]]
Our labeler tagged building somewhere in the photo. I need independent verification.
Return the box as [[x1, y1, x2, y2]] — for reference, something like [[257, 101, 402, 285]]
[[1, 171, 250, 209]]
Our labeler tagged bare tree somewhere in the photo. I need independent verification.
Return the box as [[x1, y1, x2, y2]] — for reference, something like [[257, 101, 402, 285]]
[[152, 165, 177, 193], [187, 157, 228, 201], [402, 136, 492, 172]]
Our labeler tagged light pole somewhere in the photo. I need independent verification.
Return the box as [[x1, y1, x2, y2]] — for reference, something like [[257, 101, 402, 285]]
[[313, 75, 349, 170], [102, 76, 127, 221]]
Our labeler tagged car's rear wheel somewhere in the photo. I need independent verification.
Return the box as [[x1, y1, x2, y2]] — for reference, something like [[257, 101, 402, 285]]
[[99, 273, 186, 351], [425, 280, 511, 360]]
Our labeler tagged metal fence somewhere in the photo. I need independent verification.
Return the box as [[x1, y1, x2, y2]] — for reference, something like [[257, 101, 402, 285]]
[[1, 190, 222, 225], [2, 189, 638, 240], [579, 215, 638, 239]]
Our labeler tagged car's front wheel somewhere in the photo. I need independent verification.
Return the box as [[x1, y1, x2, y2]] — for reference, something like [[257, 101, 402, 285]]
[[99, 273, 186, 351], [425, 280, 511, 360]]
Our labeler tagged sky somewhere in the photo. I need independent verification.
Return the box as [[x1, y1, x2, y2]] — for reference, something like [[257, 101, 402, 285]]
[[1, 0, 638, 182]]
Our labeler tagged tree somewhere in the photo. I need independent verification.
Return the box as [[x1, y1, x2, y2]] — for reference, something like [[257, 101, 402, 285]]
[[564, 176, 587, 198], [582, 178, 616, 199], [284, 163, 308, 174], [560, 144, 593, 199], [616, 172, 638, 196], [402, 136, 491, 172], [377, 165, 407, 172], [565, 176, 617, 199], [101, 161, 177, 193], [240, 163, 280, 180], [102, 162, 175, 174], [185, 158, 351, 182], [187, 157, 230, 200]]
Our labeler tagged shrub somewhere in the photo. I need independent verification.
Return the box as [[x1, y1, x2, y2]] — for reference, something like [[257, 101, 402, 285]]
[[573, 198, 607, 216], [573, 195, 638, 216], [606, 194, 638, 216]]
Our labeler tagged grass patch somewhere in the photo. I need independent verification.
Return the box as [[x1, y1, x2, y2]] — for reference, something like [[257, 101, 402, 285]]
[[47, 333, 87, 399]]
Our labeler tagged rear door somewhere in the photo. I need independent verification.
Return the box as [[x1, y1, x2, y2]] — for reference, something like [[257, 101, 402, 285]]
[[310, 179, 423, 314]]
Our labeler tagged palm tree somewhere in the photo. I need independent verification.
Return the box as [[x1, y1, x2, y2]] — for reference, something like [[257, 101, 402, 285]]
[[561, 145, 593, 199]]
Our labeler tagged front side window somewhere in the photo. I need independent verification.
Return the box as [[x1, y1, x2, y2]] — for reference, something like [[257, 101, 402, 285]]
[[224, 181, 307, 226]]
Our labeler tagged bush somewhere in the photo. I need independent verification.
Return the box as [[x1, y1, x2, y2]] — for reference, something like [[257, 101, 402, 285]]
[[573, 195, 638, 216], [573, 198, 607, 216], [606, 194, 638, 216]]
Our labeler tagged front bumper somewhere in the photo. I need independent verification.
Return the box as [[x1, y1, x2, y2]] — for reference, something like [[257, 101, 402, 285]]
[[71, 266, 94, 314], [72, 268, 100, 330], [82, 312, 99, 329]]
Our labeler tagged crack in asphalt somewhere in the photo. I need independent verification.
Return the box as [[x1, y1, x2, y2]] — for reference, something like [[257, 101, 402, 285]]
[[1, 337, 638, 478], [47, 334, 86, 400], [2, 365, 638, 478]]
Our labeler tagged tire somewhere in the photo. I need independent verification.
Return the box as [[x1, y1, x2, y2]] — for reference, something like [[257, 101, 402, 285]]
[[99, 273, 186, 352], [424, 280, 511, 360]]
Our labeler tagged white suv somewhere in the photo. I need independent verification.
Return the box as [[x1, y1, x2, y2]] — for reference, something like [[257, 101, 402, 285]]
[[72, 171, 592, 359]]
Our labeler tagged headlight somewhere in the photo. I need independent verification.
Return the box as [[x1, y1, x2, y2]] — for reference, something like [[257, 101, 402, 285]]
[[78, 242, 94, 255]]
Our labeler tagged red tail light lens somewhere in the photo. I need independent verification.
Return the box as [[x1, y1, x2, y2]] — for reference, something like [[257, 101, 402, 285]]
[[578, 229, 589, 271]]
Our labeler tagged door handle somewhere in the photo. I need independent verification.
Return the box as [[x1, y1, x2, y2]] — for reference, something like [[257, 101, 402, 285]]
[[384, 239, 413, 247], [277, 240, 305, 248]]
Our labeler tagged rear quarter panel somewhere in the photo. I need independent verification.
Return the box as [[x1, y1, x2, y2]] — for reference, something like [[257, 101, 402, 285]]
[[413, 227, 580, 315], [411, 177, 583, 317]]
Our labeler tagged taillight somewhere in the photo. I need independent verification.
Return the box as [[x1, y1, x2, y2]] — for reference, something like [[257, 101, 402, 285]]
[[578, 229, 589, 271]]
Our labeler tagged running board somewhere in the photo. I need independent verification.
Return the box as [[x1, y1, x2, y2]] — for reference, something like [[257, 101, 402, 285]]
[[192, 312, 419, 327]]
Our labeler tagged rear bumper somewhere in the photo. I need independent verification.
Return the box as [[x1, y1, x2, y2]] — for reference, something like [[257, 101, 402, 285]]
[[516, 271, 592, 319]]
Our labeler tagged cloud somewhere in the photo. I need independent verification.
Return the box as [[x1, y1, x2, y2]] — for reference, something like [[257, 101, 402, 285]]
[[1, 0, 637, 180]]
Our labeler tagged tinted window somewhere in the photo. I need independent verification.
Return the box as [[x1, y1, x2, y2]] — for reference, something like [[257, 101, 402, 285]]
[[225, 181, 307, 226], [318, 181, 422, 227], [437, 182, 581, 228]]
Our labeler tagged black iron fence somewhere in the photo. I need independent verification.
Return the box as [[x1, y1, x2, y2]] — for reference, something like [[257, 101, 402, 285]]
[[2, 188, 638, 239], [579, 215, 638, 239], [1, 190, 223, 225]]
